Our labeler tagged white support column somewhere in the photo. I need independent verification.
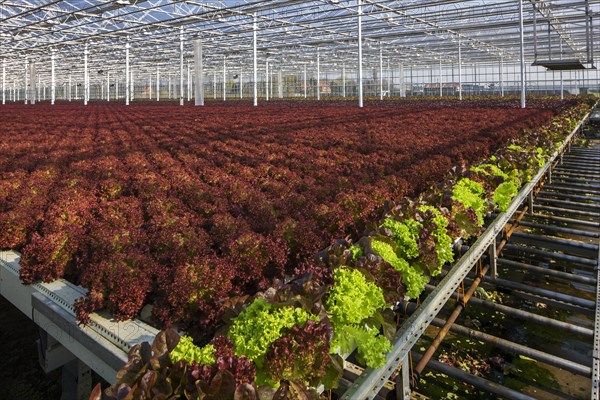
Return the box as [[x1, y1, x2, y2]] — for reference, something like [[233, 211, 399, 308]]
[[500, 56, 504, 97], [169, 75, 172, 99], [125, 39, 130, 106], [316, 50, 320, 100], [34, 70, 39, 104], [379, 44, 383, 100], [2, 59, 5, 105], [84, 44, 89, 104], [342, 64, 346, 98], [30, 61, 36, 104], [187, 63, 191, 101], [400, 63, 405, 97], [24, 57, 28, 104], [357, 0, 364, 108], [180, 27, 184, 106], [270, 69, 273, 99], [265, 58, 269, 101], [239, 70, 243, 99], [74, 82, 77, 100], [107, 71, 110, 101], [278, 70, 282, 98], [303, 64, 307, 98], [518, 0, 526, 108], [194, 36, 204, 106], [68, 72, 71, 101], [131, 70, 134, 101], [559, 41, 564, 100], [253, 13, 258, 107], [222, 56, 226, 101], [439, 59, 443, 97], [458, 38, 462, 100], [149, 73, 152, 100], [387, 59, 391, 96], [559, 70, 565, 100], [212, 71, 216, 99], [156, 66, 160, 101], [51, 51, 56, 105]]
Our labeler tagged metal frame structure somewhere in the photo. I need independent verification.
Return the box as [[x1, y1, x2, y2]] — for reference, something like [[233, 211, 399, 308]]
[[0, 250, 158, 395], [0, 1, 598, 107], [342, 106, 597, 398]]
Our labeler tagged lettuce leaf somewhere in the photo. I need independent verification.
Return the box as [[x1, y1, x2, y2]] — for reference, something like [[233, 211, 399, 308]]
[[170, 336, 216, 366], [493, 181, 518, 212], [451, 178, 486, 226], [370, 238, 428, 298]]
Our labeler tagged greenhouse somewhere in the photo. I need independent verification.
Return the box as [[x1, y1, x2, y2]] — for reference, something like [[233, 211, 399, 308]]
[[0, 1, 599, 400]]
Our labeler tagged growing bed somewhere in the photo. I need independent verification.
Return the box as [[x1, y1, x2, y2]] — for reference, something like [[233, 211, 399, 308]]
[[0, 96, 594, 398]]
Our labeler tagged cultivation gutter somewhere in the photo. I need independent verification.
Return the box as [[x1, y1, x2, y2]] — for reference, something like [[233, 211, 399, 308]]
[[0, 251, 158, 384], [341, 108, 595, 399]]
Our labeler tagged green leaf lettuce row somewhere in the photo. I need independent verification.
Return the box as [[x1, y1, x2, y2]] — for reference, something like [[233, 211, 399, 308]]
[[380, 217, 420, 260], [228, 297, 314, 369], [493, 181, 519, 212], [331, 324, 392, 368], [418, 205, 454, 272], [326, 267, 392, 368], [470, 163, 509, 180], [326, 267, 386, 326], [370, 238, 429, 299], [348, 244, 364, 261], [169, 336, 216, 366], [451, 178, 486, 226]]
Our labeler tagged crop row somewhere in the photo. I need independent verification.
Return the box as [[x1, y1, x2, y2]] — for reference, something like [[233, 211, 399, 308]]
[[0, 100, 566, 333], [86, 96, 596, 398]]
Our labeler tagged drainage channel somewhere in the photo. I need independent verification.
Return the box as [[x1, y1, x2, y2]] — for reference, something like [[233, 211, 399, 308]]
[[338, 116, 599, 400]]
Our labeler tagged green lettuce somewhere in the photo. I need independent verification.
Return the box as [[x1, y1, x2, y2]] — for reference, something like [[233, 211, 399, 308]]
[[170, 336, 216, 366], [370, 238, 429, 298], [331, 324, 391, 368], [419, 205, 454, 271], [452, 178, 486, 226], [493, 181, 518, 212], [380, 217, 420, 259], [326, 267, 386, 325], [326, 267, 391, 368], [228, 297, 314, 368]]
